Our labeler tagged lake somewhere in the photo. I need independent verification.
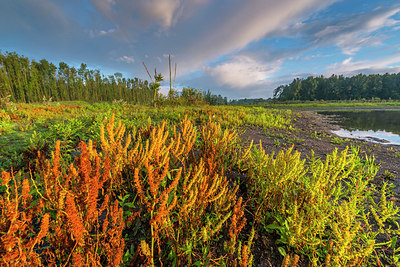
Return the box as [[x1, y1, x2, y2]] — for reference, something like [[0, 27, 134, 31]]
[[318, 110, 400, 145]]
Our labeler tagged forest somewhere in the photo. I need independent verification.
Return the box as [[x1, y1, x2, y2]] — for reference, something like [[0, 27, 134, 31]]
[[0, 51, 227, 105], [273, 73, 400, 101]]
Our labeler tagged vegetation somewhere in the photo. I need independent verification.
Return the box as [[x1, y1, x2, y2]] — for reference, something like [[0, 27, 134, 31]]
[[0, 51, 227, 105], [1, 101, 399, 266], [273, 73, 400, 101], [1, 50, 399, 266], [245, 144, 398, 266], [0, 51, 156, 103], [264, 99, 400, 109]]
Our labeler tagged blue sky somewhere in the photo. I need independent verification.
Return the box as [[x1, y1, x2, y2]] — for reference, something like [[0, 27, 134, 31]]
[[1, 0, 400, 99]]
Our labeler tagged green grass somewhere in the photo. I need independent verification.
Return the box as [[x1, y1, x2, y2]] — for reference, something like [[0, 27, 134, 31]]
[[330, 136, 344, 145], [0, 102, 294, 171], [1, 101, 399, 266], [262, 100, 400, 110]]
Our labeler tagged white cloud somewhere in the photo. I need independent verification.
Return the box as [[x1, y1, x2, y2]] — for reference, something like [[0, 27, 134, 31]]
[[99, 28, 115, 36], [117, 55, 135, 64], [89, 0, 338, 76], [205, 56, 281, 88], [326, 55, 400, 76], [366, 8, 400, 30], [7, 0, 399, 100], [89, 28, 116, 38], [342, 57, 352, 65], [309, 6, 400, 55], [177, 0, 338, 72]]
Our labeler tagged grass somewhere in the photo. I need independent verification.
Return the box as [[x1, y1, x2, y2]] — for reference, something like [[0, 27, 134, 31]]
[[330, 136, 344, 145], [0, 102, 293, 171], [0, 101, 399, 266], [263, 100, 400, 110]]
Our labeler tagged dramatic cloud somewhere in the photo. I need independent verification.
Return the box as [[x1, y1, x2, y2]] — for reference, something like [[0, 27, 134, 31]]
[[289, 5, 400, 55], [88, 0, 339, 74], [175, 0, 339, 72], [2, 0, 400, 98]]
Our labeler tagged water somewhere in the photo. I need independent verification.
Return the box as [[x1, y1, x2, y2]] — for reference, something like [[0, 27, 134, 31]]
[[318, 110, 400, 145]]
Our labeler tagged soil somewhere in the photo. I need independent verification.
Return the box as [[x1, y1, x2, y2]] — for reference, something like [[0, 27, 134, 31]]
[[239, 110, 400, 267]]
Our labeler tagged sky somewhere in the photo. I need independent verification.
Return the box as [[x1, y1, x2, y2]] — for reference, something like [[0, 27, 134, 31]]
[[1, 0, 400, 99]]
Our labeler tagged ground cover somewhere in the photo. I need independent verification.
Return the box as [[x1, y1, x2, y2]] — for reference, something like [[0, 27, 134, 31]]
[[0, 101, 399, 266], [262, 100, 400, 111], [0, 101, 292, 171]]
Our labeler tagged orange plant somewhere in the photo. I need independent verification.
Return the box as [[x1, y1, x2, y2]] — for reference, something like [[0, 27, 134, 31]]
[[0, 171, 47, 266], [100, 113, 131, 192], [37, 140, 128, 265], [0, 137, 133, 266], [126, 115, 246, 265], [1, 112, 252, 266]]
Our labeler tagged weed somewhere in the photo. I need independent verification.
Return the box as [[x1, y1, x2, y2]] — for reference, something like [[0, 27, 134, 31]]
[[383, 170, 396, 180], [286, 137, 305, 144], [0, 102, 399, 266], [274, 139, 281, 147], [245, 144, 399, 265], [331, 136, 344, 145], [310, 131, 321, 140]]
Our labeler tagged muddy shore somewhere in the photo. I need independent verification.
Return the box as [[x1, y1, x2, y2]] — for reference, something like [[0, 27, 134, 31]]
[[242, 110, 400, 197], [240, 110, 400, 266]]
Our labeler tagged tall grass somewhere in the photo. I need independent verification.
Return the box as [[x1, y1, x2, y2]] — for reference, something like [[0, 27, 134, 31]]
[[0, 102, 399, 266]]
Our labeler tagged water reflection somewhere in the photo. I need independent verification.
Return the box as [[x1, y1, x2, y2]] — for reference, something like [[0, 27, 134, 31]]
[[318, 111, 400, 145]]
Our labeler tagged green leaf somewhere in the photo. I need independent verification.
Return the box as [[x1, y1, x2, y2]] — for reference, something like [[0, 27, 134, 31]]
[[125, 211, 133, 217], [168, 249, 176, 260], [393, 255, 399, 263], [124, 202, 136, 208], [203, 245, 210, 258], [391, 236, 398, 250], [193, 261, 203, 266], [124, 250, 130, 258], [266, 223, 281, 230], [278, 247, 286, 257]]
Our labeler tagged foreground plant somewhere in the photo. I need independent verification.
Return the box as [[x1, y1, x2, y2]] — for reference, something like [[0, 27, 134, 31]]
[[245, 143, 400, 266], [1, 108, 399, 267]]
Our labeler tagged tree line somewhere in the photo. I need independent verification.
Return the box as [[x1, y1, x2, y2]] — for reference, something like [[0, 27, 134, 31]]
[[174, 87, 228, 105], [0, 51, 159, 104], [0, 51, 230, 105], [273, 73, 400, 101]]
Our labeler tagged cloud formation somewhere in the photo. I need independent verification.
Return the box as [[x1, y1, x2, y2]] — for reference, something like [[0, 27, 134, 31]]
[[327, 54, 400, 76], [117, 55, 135, 64], [286, 5, 400, 55], [90, 0, 208, 30], [205, 56, 281, 88], [175, 0, 338, 72], [2, 0, 400, 99]]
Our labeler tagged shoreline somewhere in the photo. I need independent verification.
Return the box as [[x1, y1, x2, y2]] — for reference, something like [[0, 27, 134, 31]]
[[241, 110, 400, 197], [240, 109, 400, 266]]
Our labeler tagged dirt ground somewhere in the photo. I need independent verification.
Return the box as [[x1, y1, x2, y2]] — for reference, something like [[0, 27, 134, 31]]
[[239, 110, 400, 266], [242, 110, 400, 196]]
